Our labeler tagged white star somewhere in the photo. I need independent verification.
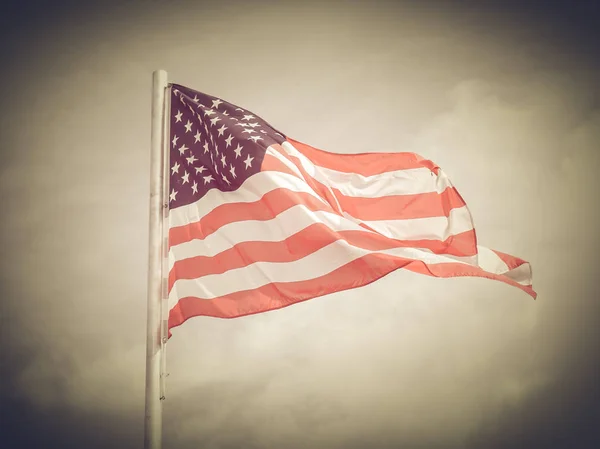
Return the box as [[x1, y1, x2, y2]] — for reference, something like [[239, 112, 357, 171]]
[[184, 120, 193, 133], [210, 117, 220, 126], [192, 95, 199, 103], [173, 89, 179, 95], [260, 130, 267, 134], [222, 110, 229, 116], [203, 174, 214, 184], [186, 154, 197, 165], [249, 135, 262, 142], [217, 124, 227, 136], [244, 154, 254, 169], [204, 109, 216, 116], [169, 189, 178, 202], [236, 122, 249, 127], [221, 173, 231, 185], [178, 144, 188, 155], [247, 122, 260, 128], [233, 144, 243, 158], [172, 135, 179, 147], [194, 130, 202, 143], [225, 134, 234, 147], [221, 154, 227, 167], [191, 181, 198, 194], [212, 99, 223, 109], [171, 162, 180, 174], [203, 142, 210, 153], [175, 111, 182, 122], [242, 128, 256, 134], [229, 165, 237, 179], [235, 107, 244, 111], [242, 114, 255, 121], [195, 165, 206, 174], [182, 171, 190, 184]]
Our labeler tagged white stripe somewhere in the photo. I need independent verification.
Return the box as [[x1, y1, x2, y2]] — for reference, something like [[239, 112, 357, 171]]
[[169, 170, 327, 228], [360, 205, 474, 241], [477, 246, 532, 285], [477, 246, 509, 274], [270, 144, 344, 213], [280, 141, 452, 196], [168, 205, 365, 270], [505, 262, 532, 286], [168, 238, 471, 309]]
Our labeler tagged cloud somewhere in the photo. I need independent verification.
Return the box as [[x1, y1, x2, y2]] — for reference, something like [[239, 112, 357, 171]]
[[1, 1, 599, 448]]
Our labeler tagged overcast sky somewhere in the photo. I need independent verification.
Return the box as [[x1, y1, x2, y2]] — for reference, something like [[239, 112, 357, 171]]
[[1, 1, 599, 448]]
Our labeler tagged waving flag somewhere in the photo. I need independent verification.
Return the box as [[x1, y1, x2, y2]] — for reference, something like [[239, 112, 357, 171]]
[[166, 84, 535, 334]]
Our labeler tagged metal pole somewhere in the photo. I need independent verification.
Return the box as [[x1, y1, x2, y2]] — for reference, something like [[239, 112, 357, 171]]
[[144, 69, 168, 449]]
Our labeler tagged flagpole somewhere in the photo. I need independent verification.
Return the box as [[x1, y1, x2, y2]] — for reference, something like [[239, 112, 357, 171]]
[[145, 69, 168, 449]]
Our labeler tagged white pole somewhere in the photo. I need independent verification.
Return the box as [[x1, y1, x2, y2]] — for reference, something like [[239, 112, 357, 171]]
[[144, 69, 168, 449]]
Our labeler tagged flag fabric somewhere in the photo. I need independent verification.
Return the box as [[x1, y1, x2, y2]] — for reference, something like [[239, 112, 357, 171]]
[[166, 83, 535, 335]]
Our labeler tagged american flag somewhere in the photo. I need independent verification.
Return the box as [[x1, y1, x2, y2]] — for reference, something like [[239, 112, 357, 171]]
[[166, 83, 535, 335]]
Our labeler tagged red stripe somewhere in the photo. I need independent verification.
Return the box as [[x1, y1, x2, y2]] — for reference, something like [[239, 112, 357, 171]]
[[168, 250, 536, 336], [286, 137, 441, 176], [169, 222, 337, 292], [169, 223, 479, 292], [340, 227, 477, 257], [271, 144, 465, 220], [332, 187, 466, 220], [492, 249, 527, 270], [169, 188, 334, 247]]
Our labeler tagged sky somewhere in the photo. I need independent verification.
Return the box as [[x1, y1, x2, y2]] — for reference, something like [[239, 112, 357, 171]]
[[1, 1, 599, 448]]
